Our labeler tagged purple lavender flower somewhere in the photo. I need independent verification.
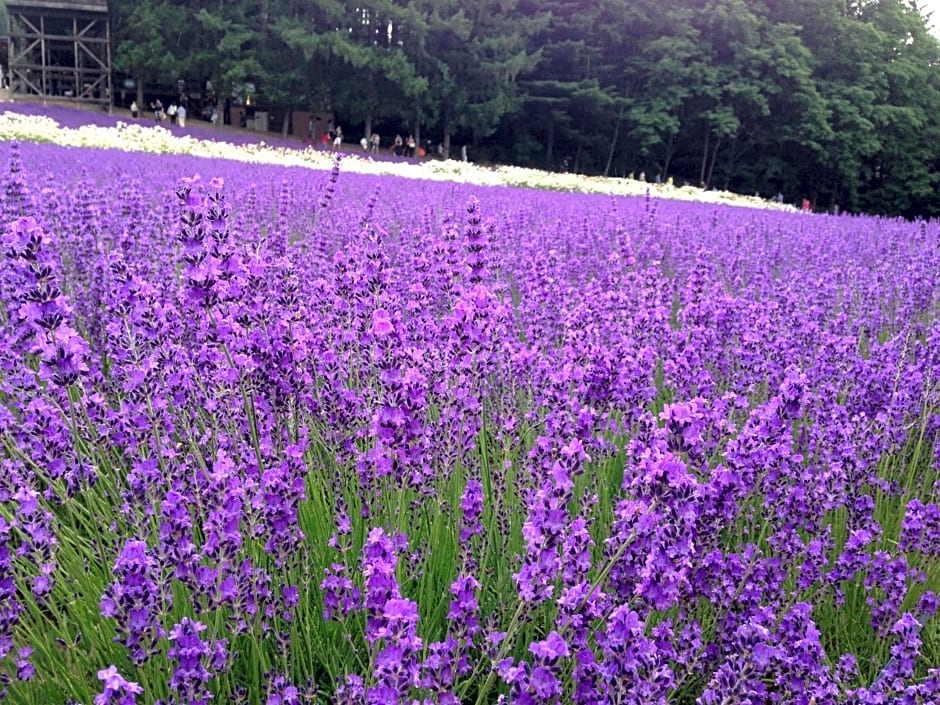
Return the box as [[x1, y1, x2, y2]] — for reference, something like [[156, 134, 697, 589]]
[[95, 665, 144, 705], [319, 157, 343, 211], [333, 674, 364, 705], [166, 617, 227, 705], [2, 141, 32, 220], [463, 196, 488, 284], [900, 499, 940, 556], [265, 671, 314, 705], [441, 574, 481, 681], [0, 515, 20, 663], [459, 479, 484, 544], [100, 540, 166, 665], [369, 597, 423, 704], [15, 646, 34, 681], [321, 563, 362, 621]]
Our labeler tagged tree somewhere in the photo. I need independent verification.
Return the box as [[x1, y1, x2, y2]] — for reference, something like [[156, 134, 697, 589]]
[[413, 0, 546, 159], [189, 2, 264, 112], [100, 0, 940, 216], [110, 0, 187, 107], [510, 0, 617, 171], [853, 0, 940, 216], [617, 2, 710, 180]]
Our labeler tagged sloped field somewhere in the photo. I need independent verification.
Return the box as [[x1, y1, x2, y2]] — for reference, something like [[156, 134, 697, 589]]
[[0, 139, 937, 705]]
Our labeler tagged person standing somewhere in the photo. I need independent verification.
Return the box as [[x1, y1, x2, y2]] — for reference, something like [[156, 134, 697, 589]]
[[333, 126, 343, 150], [370, 132, 381, 155], [130, 100, 139, 118], [406, 134, 416, 158], [177, 104, 187, 127], [167, 102, 178, 124]]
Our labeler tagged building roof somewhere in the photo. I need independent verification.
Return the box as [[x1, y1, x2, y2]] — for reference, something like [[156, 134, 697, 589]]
[[6, 0, 109, 13]]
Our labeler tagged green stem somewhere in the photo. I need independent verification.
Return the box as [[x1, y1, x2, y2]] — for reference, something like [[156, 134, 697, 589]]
[[459, 598, 529, 705], [576, 500, 654, 613]]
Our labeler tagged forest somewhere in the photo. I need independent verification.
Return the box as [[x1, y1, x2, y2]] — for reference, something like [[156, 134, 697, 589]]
[[105, 0, 940, 216]]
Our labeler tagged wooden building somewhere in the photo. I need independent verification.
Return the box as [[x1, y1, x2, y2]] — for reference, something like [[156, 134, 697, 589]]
[[6, 0, 111, 104]]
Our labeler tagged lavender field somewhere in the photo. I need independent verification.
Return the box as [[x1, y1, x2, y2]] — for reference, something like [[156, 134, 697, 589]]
[[0, 138, 938, 705]]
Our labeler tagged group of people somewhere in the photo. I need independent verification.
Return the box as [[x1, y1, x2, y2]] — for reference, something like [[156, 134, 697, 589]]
[[305, 117, 457, 161], [128, 98, 187, 127], [351, 131, 420, 157], [392, 134, 418, 157], [359, 132, 384, 155], [314, 122, 345, 150], [302, 113, 462, 160]]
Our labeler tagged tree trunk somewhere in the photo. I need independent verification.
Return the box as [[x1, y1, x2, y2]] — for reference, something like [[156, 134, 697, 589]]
[[136, 78, 144, 111], [442, 105, 452, 159], [699, 128, 710, 185], [414, 105, 422, 154], [723, 134, 738, 191], [365, 114, 373, 139], [604, 116, 621, 177], [281, 108, 291, 139], [545, 118, 555, 169], [706, 137, 721, 187], [443, 125, 452, 160], [662, 133, 676, 178]]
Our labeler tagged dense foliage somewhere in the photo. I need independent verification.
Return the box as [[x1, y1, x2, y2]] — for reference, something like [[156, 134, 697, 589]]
[[103, 0, 940, 217], [0, 137, 939, 704]]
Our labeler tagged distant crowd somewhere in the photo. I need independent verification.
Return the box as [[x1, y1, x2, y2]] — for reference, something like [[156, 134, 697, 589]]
[[129, 98, 190, 127], [315, 119, 465, 162], [316, 120, 429, 158], [122, 99, 466, 164]]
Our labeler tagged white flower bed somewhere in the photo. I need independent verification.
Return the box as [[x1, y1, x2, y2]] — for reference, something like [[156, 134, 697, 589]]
[[0, 110, 791, 210]]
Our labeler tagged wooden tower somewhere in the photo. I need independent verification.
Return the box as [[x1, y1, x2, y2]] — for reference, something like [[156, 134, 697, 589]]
[[6, 0, 111, 105]]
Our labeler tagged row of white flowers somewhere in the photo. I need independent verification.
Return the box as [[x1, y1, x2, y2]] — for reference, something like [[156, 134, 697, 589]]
[[0, 109, 790, 210]]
